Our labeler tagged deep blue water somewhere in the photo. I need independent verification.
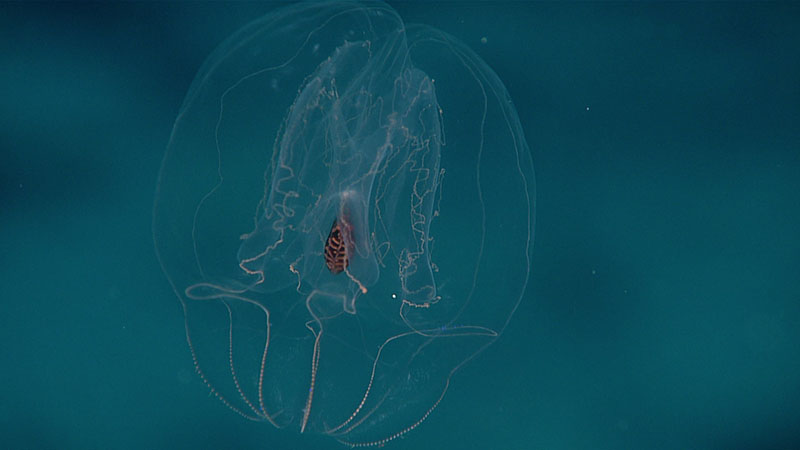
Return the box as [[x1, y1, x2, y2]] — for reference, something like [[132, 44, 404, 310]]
[[2, 2, 799, 449]]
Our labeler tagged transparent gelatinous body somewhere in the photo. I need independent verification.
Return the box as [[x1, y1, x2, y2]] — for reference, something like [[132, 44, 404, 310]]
[[153, 1, 535, 446]]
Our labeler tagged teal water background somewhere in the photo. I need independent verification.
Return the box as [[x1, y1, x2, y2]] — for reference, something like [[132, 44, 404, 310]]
[[2, 2, 798, 449]]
